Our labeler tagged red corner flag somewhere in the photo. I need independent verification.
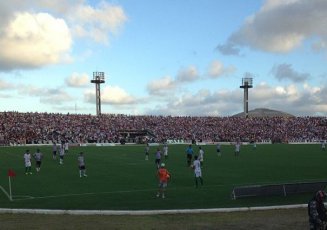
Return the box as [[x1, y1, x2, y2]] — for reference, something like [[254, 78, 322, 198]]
[[8, 169, 16, 177]]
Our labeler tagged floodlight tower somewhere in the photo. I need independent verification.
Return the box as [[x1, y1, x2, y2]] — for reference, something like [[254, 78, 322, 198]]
[[90, 71, 105, 116], [240, 77, 253, 118]]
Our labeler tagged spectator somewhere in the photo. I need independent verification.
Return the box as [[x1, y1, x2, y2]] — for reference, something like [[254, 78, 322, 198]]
[[308, 190, 327, 230], [0, 112, 326, 145]]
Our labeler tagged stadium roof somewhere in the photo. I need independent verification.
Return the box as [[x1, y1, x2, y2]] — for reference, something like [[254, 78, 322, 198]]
[[233, 108, 295, 118]]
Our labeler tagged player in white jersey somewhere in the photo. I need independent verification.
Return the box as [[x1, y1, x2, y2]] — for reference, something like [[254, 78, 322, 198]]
[[234, 141, 241, 156], [59, 144, 65, 165], [78, 152, 87, 177], [24, 150, 32, 175], [322, 140, 326, 151], [163, 143, 168, 159], [145, 143, 150, 160], [33, 148, 43, 172], [198, 146, 204, 166], [52, 142, 58, 160], [192, 155, 203, 188], [252, 141, 257, 150], [64, 142, 69, 154], [216, 143, 221, 156]]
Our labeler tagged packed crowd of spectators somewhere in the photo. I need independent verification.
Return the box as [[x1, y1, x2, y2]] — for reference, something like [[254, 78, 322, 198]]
[[0, 111, 326, 145]]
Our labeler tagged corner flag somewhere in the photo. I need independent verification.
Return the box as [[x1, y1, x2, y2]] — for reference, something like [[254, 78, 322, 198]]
[[8, 169, 16, 201], [8, 169, 16, 177], [0, 169, 16, 201]]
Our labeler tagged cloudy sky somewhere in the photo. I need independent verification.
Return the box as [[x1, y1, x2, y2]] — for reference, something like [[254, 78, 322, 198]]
[[1, 0, 327, 116]]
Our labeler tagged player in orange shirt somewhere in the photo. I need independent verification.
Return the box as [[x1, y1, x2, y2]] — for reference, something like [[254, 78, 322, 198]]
[[156, 163, 170, 199]]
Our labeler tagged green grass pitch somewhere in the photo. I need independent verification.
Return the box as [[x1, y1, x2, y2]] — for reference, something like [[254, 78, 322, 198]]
[[0, 144, 326, 210]]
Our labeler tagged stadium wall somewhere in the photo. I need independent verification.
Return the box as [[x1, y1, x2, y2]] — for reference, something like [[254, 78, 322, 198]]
[[0, 204, 307, 216]]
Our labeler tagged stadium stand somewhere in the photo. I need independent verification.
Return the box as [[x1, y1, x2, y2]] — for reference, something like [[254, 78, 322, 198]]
[[0, 111, 326, 145]]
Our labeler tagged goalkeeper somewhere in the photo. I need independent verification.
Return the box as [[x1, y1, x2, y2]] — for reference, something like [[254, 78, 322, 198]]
[[156, 163, 170, 199]]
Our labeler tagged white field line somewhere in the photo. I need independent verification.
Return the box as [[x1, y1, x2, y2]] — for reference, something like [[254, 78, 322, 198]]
[[8, 184, 225, 201], [0, 204, 307, 216], [0, 184, 307, 215], [13, 188, 157, 200], [0, 185, 11, 201]]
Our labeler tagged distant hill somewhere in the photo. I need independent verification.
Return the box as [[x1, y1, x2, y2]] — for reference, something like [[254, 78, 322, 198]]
[[233, 108, 295, 118]]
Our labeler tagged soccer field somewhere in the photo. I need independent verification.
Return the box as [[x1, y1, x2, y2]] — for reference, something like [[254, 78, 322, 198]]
[[0, 143, 325, 210]]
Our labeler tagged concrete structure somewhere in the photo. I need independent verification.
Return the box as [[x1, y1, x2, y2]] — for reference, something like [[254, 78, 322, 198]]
[[240, 77, 253, 118], [90, 72, 105, 116]]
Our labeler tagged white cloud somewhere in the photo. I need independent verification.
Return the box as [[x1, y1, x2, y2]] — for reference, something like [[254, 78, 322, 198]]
[[261, 0, 299, 12], [102, 86, 136, 105], [147, 61, 236, 97], [0, 79, 14, 90], [0, 1, 127, 71], [0, 1, 84, 16], [85, 86, 136, 105], [70, 1, 127, 44], [146, 65, 200, 96], [145, 88, 242, 116], [251, 83, 327, 115], [146, 76, 176, 96], [17, 85, 73, 105], [39, 90, 73, 105], [0, 1, 127, 44], [0, 12, 72, 71], [176, 65, 199, 82], [312, 40, 327, 52], [216, 42, 241, 56], [146, 87, 238, 116], [303, 83, 320, 94], [221, 0, 327, 53], [207, 61, 224, 78], [145, 82, 327, 116], [271, 63, 310, 82], [207, 60, 236, 78], [252, 83, 299, 103], [66, 72, 89, 87]]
